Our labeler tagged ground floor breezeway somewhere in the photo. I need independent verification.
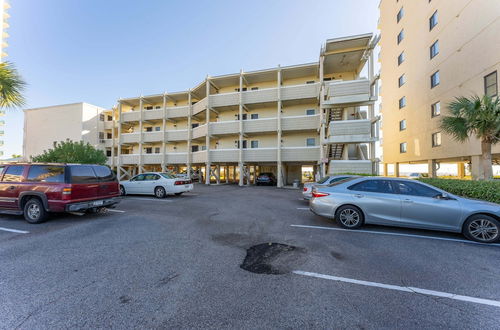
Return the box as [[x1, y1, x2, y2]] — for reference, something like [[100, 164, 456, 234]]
[[115, 162, 320, 187]]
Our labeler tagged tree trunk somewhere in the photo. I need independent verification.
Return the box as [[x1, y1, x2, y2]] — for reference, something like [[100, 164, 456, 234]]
[[481, 140, 493, 180]]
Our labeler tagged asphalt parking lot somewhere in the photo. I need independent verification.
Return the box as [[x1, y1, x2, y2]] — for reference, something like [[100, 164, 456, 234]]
[[1, 184, 499, 329]]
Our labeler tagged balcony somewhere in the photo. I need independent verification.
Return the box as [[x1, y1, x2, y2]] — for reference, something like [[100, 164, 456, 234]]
[[166, 129, 188, 141], [282, 115, 319, 132], [281, 83, 320, 101], [166, 152, 188, 164], [143, 154, 163, 164], [103, 139, 116, 148], [325, 79, 371, 105], [243, 148, 277, 162], [211, 149, 239, 162], [143, 109, 163, 121], [242, 87, 278, 104], [121, 133, 140, 144], [121, 111, 140, 122], [210, 92, 239, 108], [328, 119, 375, 144], [192, 150, 207, 163], [143, 131, 163, 143], [281, 146, 320, 162], [121, 154, 140, 165], [210, 121, 239, 135], [104, 121, 114, 130], [192, 124, 208, 139], [243, 117, 277, 134], [167, 106, 189, 119], [193, 98, 207, 115], [328, 160, 374, 174]]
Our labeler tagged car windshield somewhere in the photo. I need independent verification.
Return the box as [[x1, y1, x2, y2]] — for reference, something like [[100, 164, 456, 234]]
[[160, 173, 175, 179], [327, 176, 358, 187], [317, 176, 331, 184]]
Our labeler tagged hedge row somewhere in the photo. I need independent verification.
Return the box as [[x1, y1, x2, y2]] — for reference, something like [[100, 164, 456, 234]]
[[418, 178, 500, 204]]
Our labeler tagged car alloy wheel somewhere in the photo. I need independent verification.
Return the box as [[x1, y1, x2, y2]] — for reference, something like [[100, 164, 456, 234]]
[[339, 208, 360, 228], [467, 219, 499, 242], [120, 186, 126, 196], [27, 203, 40, 220], [155, 187, 166, 198]]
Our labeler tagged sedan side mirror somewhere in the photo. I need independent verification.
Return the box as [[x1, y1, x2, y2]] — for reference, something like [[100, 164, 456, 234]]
[[435, 193, 453, 200]]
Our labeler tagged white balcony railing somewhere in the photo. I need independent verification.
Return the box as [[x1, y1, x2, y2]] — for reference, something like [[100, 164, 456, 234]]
[[325, 79, 371, 105], [121, 111, 140, 122], [144, 109, 163, 121], [281, 83, 320, 101], [143, 131, 163, 143], [192, 150, 208, 163], [210, 92, 239, 108], [166, 129, 188, 141], [192, 124, 208, 139], [282, 115, 320, 131], [120, 154, 140, 164], [210, 121, 239, 135], [243, 117, 277, 133], [243, 148, 277, 162], [328, 119, 375, 144], [193, 98, 207, 115], [143, 154, 163, 164], [167, 152, 188, 164], [121, 133, 140, 144], [281, 146, 320, 162], [329, 160, 374, 174], [210, 149, 239, 162], [242, 87, 278, 104], [167, 106, 189, 119]]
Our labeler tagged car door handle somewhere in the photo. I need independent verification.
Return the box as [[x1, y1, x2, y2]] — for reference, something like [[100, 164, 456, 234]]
[[354, 194, 364, 198], [403, 199, 413, 203], [8, 186, 15, 190]]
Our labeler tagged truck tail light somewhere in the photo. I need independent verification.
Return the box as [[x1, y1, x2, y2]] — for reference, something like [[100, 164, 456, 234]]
[[62, 188, 72, 195], [312, 191, 330, 198]]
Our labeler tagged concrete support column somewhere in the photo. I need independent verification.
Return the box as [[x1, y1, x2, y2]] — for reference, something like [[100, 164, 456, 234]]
[[216, 164, 221, 184], [457, 162, 465, 178], [225, 166, 229, 183], [238, 69, 245, 187], [395, 162, 400, 177], [161, 93, 167, 172], [233, 166, 237, 184], [205, 78, 211, 185], [117, 102, 123, 179], [319, 51, 326, 178], [383, 163, 388, 177], [277, 66, 283, 188], [428, 159, 437, 178], [187, 91, 193, 180], [138, 97, 144, 174], [471, 155, 484, 180]]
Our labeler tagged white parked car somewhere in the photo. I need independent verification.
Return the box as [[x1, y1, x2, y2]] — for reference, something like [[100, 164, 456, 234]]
[[119, 172, 193, 198], [408, 172, 423, 179]]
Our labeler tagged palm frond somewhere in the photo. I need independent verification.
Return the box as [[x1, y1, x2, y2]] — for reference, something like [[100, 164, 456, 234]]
[[0, 61, 26, 108]]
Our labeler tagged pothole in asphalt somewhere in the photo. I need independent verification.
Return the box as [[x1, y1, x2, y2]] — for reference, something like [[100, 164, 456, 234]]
[[240, 243, 307, 275]]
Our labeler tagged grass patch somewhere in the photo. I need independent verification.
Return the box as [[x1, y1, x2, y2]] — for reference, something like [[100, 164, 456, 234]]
[[418, 178, 500, 204]]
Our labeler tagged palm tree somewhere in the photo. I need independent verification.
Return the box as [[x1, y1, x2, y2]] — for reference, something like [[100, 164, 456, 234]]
[[0, 61, 26, 108], [441, 95, 500, 180]]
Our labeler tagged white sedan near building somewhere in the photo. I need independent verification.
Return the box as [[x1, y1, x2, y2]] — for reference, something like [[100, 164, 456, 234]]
[[119, 172, 193, 198]]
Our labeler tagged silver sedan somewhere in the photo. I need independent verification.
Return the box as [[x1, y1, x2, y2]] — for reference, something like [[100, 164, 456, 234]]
[[309, 177, 500, 243]]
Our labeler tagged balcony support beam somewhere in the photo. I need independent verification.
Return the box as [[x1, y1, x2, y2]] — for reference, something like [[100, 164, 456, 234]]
[[277, 66, 283, 188], [161, 93, 167, 172], [205, 77, 211, 185], [187, 90, 193, 180], [138, 97, 144, 174], [319, 49, 326, 178], [117, 101, 123, 176], [238, 70, 244, 186]]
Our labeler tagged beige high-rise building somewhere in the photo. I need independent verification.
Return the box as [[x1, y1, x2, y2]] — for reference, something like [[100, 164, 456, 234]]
[[101, 34, 379, 186], [379, 0, 500, 178]]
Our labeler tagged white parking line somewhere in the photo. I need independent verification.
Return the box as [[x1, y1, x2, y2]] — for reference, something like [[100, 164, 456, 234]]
[[293, 270, 500, 308], [296, 208, 309, 210], [124, 197, 173, 202], [0, 226, 29, 234], [107, 209, 126, 213], [290, 224, 500, 247]]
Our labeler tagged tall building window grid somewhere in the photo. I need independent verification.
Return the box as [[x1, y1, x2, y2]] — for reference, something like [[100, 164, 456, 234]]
[[431, 71, 440, 88], [431, 101, 441, 117], [429, 10, 438, 30], [430, 40, 439, 59], [484, 71, 498, 97]]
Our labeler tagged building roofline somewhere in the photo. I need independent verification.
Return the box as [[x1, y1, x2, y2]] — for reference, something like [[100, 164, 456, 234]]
[[23, 102, 106, 112]]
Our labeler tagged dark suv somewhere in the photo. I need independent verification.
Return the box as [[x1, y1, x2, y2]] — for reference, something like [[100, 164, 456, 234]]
[[256, 172, 277, 186], [0, 163, 120, 223]]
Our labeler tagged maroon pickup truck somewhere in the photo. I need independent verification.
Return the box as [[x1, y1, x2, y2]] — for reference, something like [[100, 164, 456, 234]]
[[0, 163, 120, 223]]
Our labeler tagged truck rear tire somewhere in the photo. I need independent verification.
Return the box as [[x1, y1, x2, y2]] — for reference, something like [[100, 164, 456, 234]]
[[23, 198, 48, 224]]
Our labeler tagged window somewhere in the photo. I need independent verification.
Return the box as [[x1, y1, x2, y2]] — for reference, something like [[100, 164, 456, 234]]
[[397, 30, 404, 44], [192, 123, 199, 129], [3, 166, 24, 182], [69, 166, 97, 183], [431, 71, 440, 88], [235, 87, 248, 92], [306, 109, 316, 116], [145, 127, 153, 132], [145, 147, 152, 154], [432, 132, 442, 147], [306, 80, 315, 84], [430, 40, 439, 59], [144, 174, 160, 181], [236, 114, 248, 120], [398, 52, 405, 65], [429, 11, 438, 30], [431, 101, 441, 117], [131, 174, 145, 182], [399, 119, 406, 131], [155, 106, 161, 109], [27, 166, 65, 183], [323, 77, 332, 81], [201, 146, 207, 151], [397, 7, 404, 23], [106, 149, 112, 157], [348, 180, 395, 194], [191, 145, 199, 152], [235, 140, 248, 149], [395, 181, 440, 198], [99, 114, 105, 121], [107, 132, 112, 139], [145, 106, 153, 110], [107, 115, 113, 121], [99, 132, 104, 140], [250, 113, 259, 119], [484, 71, 498, 97], [154, 147, 161, 154], [251, 140, 259, 148], [155, 126, 161, 131], [398, 74, 406, 87], [399, 96, 406, 109], [93, 165, 116, 182], [400, 142, 407, 153], [306, 138, 316, 146], [251, 87, 259, 91]]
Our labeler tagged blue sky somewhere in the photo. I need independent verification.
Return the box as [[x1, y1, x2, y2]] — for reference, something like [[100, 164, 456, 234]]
[[3, 0, 379, 158]]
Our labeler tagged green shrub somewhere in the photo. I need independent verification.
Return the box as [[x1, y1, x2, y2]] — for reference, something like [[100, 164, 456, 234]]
[[418, 178, 500, 204]]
